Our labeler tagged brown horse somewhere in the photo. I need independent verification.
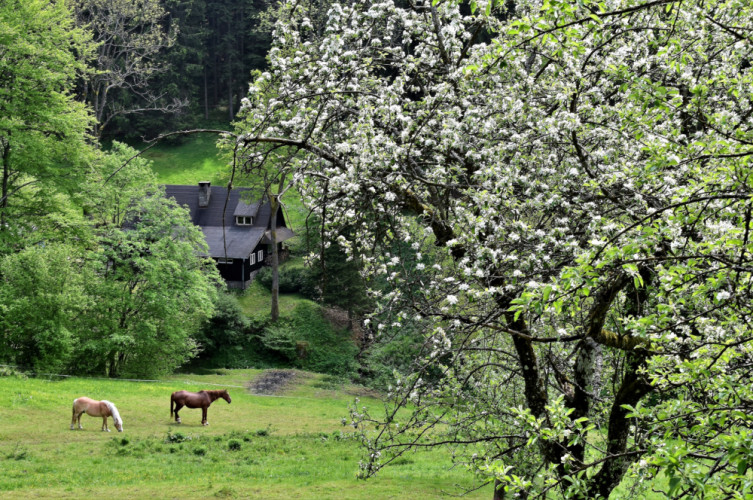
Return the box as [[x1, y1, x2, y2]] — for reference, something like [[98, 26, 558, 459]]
[[71, 397, 123, 432], [170, 389, 231, 425]]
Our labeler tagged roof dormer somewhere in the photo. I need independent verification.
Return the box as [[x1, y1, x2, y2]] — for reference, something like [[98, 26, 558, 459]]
[[233, 199, 260, 226]]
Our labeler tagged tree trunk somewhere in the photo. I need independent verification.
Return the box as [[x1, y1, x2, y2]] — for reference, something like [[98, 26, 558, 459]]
[[228, 75, 234, 121], [203, 67, 209, 120], [493, 479, 505, 500], [269, 193, 280, 322], [1, 137, 10, 232], [586, 352, 650, 497]]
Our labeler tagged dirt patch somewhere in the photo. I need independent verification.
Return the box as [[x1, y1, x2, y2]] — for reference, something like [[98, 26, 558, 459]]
[[322, 306, 350, 330], [247, 370, 298, 395]]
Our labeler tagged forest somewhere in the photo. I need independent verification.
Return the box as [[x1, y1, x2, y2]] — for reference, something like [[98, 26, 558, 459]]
[[3, 0, 753, 498]]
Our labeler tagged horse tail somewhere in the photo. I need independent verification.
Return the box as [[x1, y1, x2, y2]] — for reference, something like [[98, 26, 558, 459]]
[[170, 394, 174, 417]]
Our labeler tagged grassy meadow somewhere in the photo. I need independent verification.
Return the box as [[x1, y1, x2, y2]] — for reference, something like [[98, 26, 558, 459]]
[[0, 370, 489, 499], [140, 133, 231, 187]]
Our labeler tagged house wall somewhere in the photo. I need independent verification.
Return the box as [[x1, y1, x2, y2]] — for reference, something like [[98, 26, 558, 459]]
[[215, 258, 246, 283], [214, 245, 266, 288]]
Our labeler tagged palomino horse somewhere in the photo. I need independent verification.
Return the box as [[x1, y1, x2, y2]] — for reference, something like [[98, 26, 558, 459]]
[[170, 389, 231, 425], [71, 397, 123, 432]]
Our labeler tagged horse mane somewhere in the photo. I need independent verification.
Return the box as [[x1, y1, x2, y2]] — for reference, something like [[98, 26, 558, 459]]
[[101, 400, 122, 426]]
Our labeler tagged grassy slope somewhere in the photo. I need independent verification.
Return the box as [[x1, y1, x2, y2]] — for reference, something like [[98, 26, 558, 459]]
[[0, 371, 488, 499], [139, 133, 231, 186]]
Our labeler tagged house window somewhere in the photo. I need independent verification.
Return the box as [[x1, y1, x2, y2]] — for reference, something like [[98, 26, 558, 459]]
[[250, 253, 256, 265], [236, 216, 253, 225], [217, 258, 233, 264], [257, 250, 263, 262]]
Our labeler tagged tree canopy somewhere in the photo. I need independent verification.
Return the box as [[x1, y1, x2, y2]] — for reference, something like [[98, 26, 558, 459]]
[[0, 143, 221, 377], [234, 0, 753, 497], [0, 0, 93, 253]]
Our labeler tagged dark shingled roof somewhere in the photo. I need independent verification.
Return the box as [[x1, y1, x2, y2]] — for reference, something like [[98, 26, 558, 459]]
[[165, 184, 290, 260], [234, 200, 260, 218]]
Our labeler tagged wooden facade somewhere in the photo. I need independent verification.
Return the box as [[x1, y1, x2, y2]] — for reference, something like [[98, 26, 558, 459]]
[[165, 183, 295, 288]]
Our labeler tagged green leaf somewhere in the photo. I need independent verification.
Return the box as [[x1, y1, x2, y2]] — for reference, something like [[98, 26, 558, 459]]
[[668, 476, 682, 496], [738, 460, 748, 476]]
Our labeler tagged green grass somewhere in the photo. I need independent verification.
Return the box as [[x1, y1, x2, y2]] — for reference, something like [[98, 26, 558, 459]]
[[0, 370, 488, 499], [236, 272, 312, 321], [139, 133, 231, 186]]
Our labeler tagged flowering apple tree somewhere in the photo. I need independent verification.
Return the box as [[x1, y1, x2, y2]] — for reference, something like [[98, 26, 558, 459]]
[[234, 0, 753, 497]]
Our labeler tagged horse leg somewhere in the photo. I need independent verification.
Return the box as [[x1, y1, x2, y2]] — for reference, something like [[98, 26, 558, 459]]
[[202, 407, 208, 426], [76, 411, 84, 430], [174, 403, 183, 423], [102, 415, 110, 432]]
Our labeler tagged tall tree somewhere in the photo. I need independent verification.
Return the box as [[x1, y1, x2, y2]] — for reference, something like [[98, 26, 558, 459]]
[[234, 0, 753, 497], [0, 144, 221, 377], [121, 0, 211, 137], [202, 0, 271, 121], [71, 0, 181, 137], [0, 0, 94, 254], [77, 143, 221, 377]]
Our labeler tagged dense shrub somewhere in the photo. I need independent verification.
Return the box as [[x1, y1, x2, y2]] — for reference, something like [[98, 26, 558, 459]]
[[194, 292, 250, 354], [256, 265, 317, 298], [260, 302, 358, 377]]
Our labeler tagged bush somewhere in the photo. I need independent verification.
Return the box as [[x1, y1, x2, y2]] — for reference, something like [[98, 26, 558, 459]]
[[188, 292, 278, 369], [256, 266, 317, 298], [195, 292, 250, 352], [260, 302, 358, 377], [166, 431, 189, 443]]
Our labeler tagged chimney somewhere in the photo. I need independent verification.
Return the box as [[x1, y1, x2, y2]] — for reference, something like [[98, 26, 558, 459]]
[[198, 181, 211, 208]]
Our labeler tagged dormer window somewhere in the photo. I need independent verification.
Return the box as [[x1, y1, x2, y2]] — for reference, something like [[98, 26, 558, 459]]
[[236, 216, 253, 225]]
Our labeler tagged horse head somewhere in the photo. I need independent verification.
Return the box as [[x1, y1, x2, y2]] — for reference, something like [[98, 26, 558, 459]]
[[104, 401, 124, 432], [221, 390, 231, 404]]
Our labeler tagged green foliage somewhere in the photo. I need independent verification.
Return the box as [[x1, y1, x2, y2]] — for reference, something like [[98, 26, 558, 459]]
[[256, 265, 317, 297], [0, 243, 88, 373], [190, 291, 272, 369], [0, 143, 221, 378], [227, 439, 242, 451], [198, 292, 251, 350], [71, 143, 221, 377], [261, 302, 358, 376], [0, 0, 94, 254], [357, 320, 424, 390]]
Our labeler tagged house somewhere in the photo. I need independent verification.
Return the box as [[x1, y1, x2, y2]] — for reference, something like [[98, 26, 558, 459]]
[[165, 181, 295, 289]]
